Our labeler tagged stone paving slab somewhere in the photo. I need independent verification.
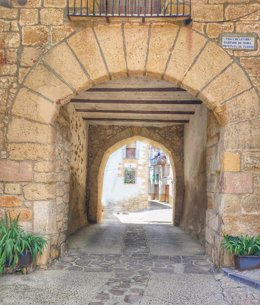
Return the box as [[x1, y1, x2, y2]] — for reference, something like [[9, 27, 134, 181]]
[[0, 270, 110, 305], [1, 223, 260, 305], [141, 273, 229, 305]]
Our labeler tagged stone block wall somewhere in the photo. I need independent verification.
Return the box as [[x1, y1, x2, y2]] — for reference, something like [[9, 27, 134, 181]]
[[181, 104, 207, 243], [0, 0, 259, 266], [192, 0, 259, 92], [66, 104, 88, 235]]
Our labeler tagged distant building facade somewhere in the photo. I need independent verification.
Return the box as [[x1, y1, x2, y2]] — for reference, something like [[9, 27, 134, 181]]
[[148, 147, 174, 204], [102, 141, 149, 212]]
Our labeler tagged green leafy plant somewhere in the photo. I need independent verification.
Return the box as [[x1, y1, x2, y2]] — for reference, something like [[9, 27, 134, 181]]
[[0, 214, 47, 274], [222, 235, 260, 256]]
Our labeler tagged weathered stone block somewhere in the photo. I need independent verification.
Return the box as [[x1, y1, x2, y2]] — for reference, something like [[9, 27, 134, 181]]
[[4, 183, 21, 195], [241, 195, 260, 214], [6, 49, 18, 64], [224, 119, 260, 150], [225, 89, 259, 124], [0, 64, 17, 76], [240, 57, 260, 79], [0, 7, 18, 19], [0, 196, 21, 207], [222, 152, 240, 172], [22, 26, 49, 46], [40, 8, 64, 26], [0, 33, 20, 48], [19, 9, 38, 25], [36, 243, 50, 266], [0, 183, 3, 194], [20, 47, 43, 67], [24, 183, 56, 200], [225, 4, 260, 21], [242, 152, 260, 171], [11, 20, 19, 31], [236, 22, 260, 34], [34, 161, 55, 172], [19, 66, 31, 83], [8, 208, 32, 221], [0, 160, 33, 182], [33, 201, 56, 234], [219, 194, 241, 215], [43, 43, 90, 91], [13, 0, 41, 7], [44, 0, 66, 7], [0, 20, 10, 32], [192, 4, 224, 21], [24, 64, 73, 101], [254, 175, 260, 194], [221, 173, 253, 194], [94, 24, 127, 78], [34, 172, 56, 183], [206, 22, 234, 39], [51, 25, 74, 45], [123, 24, 149, 76], [19, 221, 33, 232], [8, 118, 54, 144], [146, 24, 178, 78], [67, 28, 109, 83], [206, 209, 220, 232], [8, 143, 54, 161], [12, 88, 58, 124], [200, 63, 252, 107], [222, 214, 260, 235], [165, 27, 206, 84], [182, 42, 232, 98]]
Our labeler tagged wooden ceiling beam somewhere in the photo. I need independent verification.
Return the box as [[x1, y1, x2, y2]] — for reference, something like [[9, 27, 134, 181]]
[[83, 118, 189, 123], [72, 99, 202, 105], [76, 109, 195, 115], [86, 87, 185, 92]]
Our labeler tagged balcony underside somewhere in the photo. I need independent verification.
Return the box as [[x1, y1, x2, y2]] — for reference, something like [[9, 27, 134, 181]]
[[68, 0, 191, 22]]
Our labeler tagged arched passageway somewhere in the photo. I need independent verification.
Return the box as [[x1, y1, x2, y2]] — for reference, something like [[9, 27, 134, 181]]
[[1, 23, 259, 267], [101, 139, 175, 224], [93, 135, 177, 224]]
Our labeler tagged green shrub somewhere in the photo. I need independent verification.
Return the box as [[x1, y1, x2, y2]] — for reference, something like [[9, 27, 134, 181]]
[[0, 214, 47, 274], [222, 235, 260, 256]]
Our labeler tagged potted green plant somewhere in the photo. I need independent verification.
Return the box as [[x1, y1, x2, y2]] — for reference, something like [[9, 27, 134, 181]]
[[222, 235, 260, 271], [0, 214, 47, 274]]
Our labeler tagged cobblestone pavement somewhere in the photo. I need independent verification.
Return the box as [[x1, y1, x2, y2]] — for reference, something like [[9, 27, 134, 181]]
[[0, 204, 259, 305], [48, 224, 260, 305]]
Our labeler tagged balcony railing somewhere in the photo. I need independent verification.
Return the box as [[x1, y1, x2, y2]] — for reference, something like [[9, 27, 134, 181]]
[[67, 0, 191, 18], [150, 154, 167, 166]]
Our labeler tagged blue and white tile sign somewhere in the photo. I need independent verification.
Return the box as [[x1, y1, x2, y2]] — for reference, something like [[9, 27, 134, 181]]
[[219, 33, 257, 51]]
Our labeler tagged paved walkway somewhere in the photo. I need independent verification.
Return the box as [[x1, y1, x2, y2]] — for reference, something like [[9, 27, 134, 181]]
[[0, 203, 259, 305]]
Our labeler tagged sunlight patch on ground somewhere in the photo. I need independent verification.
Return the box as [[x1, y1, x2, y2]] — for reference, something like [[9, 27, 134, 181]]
[[113, 208, 172, 224]]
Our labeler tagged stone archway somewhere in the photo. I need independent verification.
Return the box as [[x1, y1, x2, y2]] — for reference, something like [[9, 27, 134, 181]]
[[86, 126, 182, 224], [1, 23, 259, 265]]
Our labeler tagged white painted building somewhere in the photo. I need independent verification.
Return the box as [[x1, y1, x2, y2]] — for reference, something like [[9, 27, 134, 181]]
[[102, 141, 149, 212]]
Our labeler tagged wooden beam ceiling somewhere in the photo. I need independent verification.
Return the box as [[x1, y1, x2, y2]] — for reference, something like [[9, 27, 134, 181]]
[[71, 78, 201, 127]]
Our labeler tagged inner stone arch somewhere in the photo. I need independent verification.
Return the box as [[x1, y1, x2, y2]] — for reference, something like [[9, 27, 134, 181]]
[[91, 134, 178, 224]]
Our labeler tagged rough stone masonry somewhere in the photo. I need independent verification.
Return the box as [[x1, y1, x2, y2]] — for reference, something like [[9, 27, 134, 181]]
[[0, 0, 259, 267]]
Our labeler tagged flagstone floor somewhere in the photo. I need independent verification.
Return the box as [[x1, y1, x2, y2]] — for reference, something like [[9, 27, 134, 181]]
[[0, 202, 259, 305]]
